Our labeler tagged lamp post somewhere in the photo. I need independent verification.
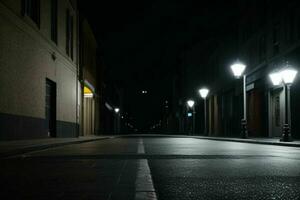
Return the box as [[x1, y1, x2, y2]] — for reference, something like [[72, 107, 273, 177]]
[[269, 67, 298, 142], [187, 100, 195, 135], [199, 88, 209, 135], [230, 62, 248, 138], [114, 108, 120, 134]]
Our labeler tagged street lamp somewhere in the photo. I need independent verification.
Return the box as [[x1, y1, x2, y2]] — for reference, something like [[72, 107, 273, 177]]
[[114, 108, 120, 113], [269, 67, 298, 142], [114, 108, 120, 134], [199, 88, 209, 135], [187, 100, 195, 135], [187, 100, 195, 108], [230, 61, 248, 138]]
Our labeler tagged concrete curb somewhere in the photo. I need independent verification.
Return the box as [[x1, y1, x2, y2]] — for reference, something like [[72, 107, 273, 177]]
[[0, 137, 113, 158], [193, 137, 300, 148]]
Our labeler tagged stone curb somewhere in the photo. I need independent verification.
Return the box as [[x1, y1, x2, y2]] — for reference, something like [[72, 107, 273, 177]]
[[193, 137, 300, 148]]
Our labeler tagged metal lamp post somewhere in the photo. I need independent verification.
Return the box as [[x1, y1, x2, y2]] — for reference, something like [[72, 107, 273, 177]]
[[114, 108, 120, 134], [269, 68, 298, 142], [230, 62, 248, 138], [199, 88, 209, 135], [187, 100, 195, 135]]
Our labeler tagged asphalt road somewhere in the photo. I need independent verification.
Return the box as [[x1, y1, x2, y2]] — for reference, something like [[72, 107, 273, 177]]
[[1, 136, 300, 200]]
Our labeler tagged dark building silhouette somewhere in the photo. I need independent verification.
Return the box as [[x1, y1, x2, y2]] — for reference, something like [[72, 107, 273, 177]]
[[206, 0, 300, 139]]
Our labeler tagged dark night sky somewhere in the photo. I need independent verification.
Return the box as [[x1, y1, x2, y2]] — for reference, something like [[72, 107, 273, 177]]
[[79, 0, 239, 130]]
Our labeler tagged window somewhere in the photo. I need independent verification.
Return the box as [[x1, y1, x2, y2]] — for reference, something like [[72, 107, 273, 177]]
[[22, 0, 40, 26], [51, 0, 58, 43], [66, 9, 74, 59]]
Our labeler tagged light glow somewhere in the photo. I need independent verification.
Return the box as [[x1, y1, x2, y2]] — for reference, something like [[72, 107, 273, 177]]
[[230, 62, 246, 78], [187, 100, 195, 108], [281, 69, 298, 84], [84, 93, 93, 98], [114, 108, 120, 113], [84, 86, 93, 98], [84, 86, 92, 94], [269, 72, 282, 86], [199, 88, 209, 99], [269, 69, 298, 86]]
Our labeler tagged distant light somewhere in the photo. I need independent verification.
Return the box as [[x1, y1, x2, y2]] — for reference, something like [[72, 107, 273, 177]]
[[187, 100, 195, 108], [114, 108, 120, 113], [269, 72, 282, 86], [230, 62, 246, 78], [199, 88, 209, 99], [281, 69, 298, 84], [141, 90, 148, 94], [187, 112, 193, 117]]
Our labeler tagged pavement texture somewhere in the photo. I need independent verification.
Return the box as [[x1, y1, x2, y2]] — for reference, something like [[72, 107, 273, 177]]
[[1, 136, 300, 199], [0, 136, 112, 158]]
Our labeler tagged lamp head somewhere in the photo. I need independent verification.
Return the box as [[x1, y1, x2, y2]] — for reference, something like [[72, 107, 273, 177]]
[[269, 72, 282, 86], [230, 62, 246, 78], [199, 88, 209, 99], [269, 68, 298, 86], [187, 100, 195, 108], [281, 69, 298, 84]]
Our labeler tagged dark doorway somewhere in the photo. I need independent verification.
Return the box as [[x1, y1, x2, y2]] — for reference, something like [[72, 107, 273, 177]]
[[46, 79, 56, 137]]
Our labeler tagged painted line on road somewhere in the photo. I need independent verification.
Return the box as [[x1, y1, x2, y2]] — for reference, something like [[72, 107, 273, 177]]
[[137, 138, 145, 154], [135, 139, 157, 200]]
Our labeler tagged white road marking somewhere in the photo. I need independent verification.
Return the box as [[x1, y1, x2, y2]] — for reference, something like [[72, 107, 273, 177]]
[[135, 139, 157, 200], [137, 138, 145, 154]]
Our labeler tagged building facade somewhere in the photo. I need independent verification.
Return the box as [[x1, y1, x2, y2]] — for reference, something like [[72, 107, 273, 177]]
[[207, 0, 300, 139], [0, 0, 80, 139]]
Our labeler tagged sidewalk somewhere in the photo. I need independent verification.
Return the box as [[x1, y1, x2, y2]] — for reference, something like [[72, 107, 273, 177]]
[[194, 136, 300, 147], [122, 134, 300, 147], [0, 136, 113, 158]]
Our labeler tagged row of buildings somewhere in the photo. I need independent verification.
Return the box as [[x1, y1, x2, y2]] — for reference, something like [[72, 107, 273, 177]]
[[162, 0, 300, 140], [202, 0, 300, 139], [0, 0, 119, 140]]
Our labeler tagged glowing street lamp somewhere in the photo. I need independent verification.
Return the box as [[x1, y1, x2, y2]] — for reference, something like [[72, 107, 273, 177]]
[[281, 69, 298, 84], [269, 72, 282, 86], [114, 108, 120, 134], [187, 100, 195, 135], [230, 61, 248, 138], [269, 67, 298, 142], [199, 88, 209, 135], [199, 88, 209, 99], [230, 62, 246, 78], [187, 100, 195, 108]]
